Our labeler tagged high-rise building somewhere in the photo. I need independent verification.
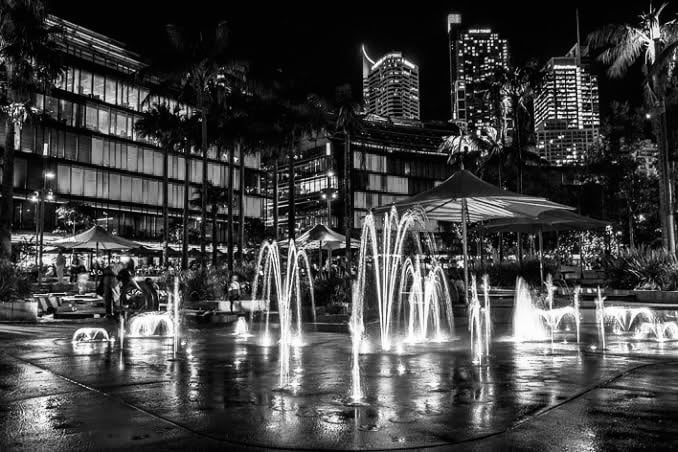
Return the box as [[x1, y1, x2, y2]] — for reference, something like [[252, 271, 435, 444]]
[[361, 46, 420, 120], [447, 15, 509, 132], [535, 44, 601, 165], [5, 16, 265, 247]]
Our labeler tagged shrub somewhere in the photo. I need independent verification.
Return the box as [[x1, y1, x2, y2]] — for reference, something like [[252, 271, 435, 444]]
[[0, 260, 32, 302], [176, 267, 227, 302], [603, 246, 678, 291], [313, 273, 351, 306], [475, 260, 558, 287]]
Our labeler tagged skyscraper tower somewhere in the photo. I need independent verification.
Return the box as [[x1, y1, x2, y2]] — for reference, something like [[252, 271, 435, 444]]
[[361, 45, 421, 120], [447, 15, 509, 132], [534, 11, 601, 165], [447, 13, 464, 126], [533, 47, 600, 165]]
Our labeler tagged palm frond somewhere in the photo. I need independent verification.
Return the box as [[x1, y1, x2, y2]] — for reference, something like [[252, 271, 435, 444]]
[[587, 24, 632, 50], [607, 32, 646, 77]]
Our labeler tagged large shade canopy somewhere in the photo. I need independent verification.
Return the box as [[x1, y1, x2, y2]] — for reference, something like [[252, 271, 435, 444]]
[[288, 224, 360, 250], [372, 169, 573, 301], [52, 225, 142, 251], [373, 170, 572, 223], [485, 209, 609, 286], [484, 209, 610, 234], [298, 224, 345, 243]]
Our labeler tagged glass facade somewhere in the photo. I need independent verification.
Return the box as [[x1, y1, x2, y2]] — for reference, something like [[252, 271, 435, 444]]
[[9, 16, 265, 242], [270, 119, 456, 236], [449, 24, 509, 131], [362, 48, 420, 121], [534, 50, 601, 165]]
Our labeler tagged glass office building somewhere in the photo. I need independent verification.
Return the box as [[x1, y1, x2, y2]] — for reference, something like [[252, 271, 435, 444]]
[[535, 45, 601, 165], [362, 46, 420, 120], [447, 15, 509, 132], [5, 16, 264, 243], [270, 116, 457, 236]]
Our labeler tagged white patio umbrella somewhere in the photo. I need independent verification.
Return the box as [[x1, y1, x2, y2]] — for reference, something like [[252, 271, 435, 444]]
[[374, 169, 573, 301], [52, 225, 142, 251]]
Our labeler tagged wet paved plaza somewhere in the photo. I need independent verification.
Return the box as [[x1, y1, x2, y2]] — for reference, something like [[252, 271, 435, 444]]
[[1, 319, 678, 451]]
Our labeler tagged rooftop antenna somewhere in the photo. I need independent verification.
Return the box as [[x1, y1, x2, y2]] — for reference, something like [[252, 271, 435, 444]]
[[575, 8, 582, 66]]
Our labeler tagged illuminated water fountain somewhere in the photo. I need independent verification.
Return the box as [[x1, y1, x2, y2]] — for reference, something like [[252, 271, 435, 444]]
[[357, 207, 454, 351], [72, 327, 112, 343], [398, 256, 455, 344], [513, 277, 547, 342], [348, 281, 365, 404], [251, 239, 315, 388], [605, 306, 654, 335], [635, 320, 678, 342], [593, 288, 675, 345], [594, 288, 607, 349], [512, 276, 579, 343], [469, 274, 491, 364], [234, 317, 252, 339], [538, 275, 578, 344], [127, 312, 175, 337]]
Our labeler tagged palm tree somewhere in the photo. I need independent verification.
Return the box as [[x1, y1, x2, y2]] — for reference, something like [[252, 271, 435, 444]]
[[439, 132, 496, 173], [55, 201, 94, 235], [277, 93, 328, 240], [135, 103, 183, 265], [0, 0, 62, 259], [482, 72, 512, 187], [335, 85, 362, 262], [588, 2, 678, 252], [191, 182, 227, 267], [494, 63, 543, 194], [261, 144, 284, 240], [219, 86, 250, 271], [246, 88, 287, 242], [148, 21, 232, 258], [180, 113, 201, 269]]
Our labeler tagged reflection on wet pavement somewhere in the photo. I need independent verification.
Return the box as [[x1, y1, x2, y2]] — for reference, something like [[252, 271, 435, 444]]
[[1, 321, 678, 450]]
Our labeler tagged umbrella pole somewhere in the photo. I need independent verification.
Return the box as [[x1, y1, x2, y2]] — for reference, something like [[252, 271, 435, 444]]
[[538, 229, 544, 287], [319, 240, 322, 270], [579, 232, 584, 279], [517, 232, 523, 269], [462, 198, 470, 305]]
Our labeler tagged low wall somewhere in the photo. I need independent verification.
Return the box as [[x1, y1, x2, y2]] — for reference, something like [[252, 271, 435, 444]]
[[0, 301, 38, 321]]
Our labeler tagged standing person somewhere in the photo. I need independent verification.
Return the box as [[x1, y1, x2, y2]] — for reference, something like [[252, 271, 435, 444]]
[[228, 274, 241, 313], [70, 256, 80, 283], [126, 257, 136, 276], [99, 267, 117, 317], [55, 250, 66, 284]]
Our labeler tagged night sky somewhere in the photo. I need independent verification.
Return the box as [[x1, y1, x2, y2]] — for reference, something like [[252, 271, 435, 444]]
[[52, 0, 666, 120]]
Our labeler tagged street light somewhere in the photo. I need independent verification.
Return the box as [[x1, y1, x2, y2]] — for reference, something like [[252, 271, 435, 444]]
[[319, 169, 338, 269]]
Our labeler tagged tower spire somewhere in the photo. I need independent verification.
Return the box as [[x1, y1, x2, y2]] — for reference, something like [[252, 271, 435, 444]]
[[575, 8, 582, 66]]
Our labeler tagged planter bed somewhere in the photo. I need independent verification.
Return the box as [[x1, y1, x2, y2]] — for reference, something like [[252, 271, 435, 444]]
[[0, 300, 38, 321], [633, 290, 678, 304]]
